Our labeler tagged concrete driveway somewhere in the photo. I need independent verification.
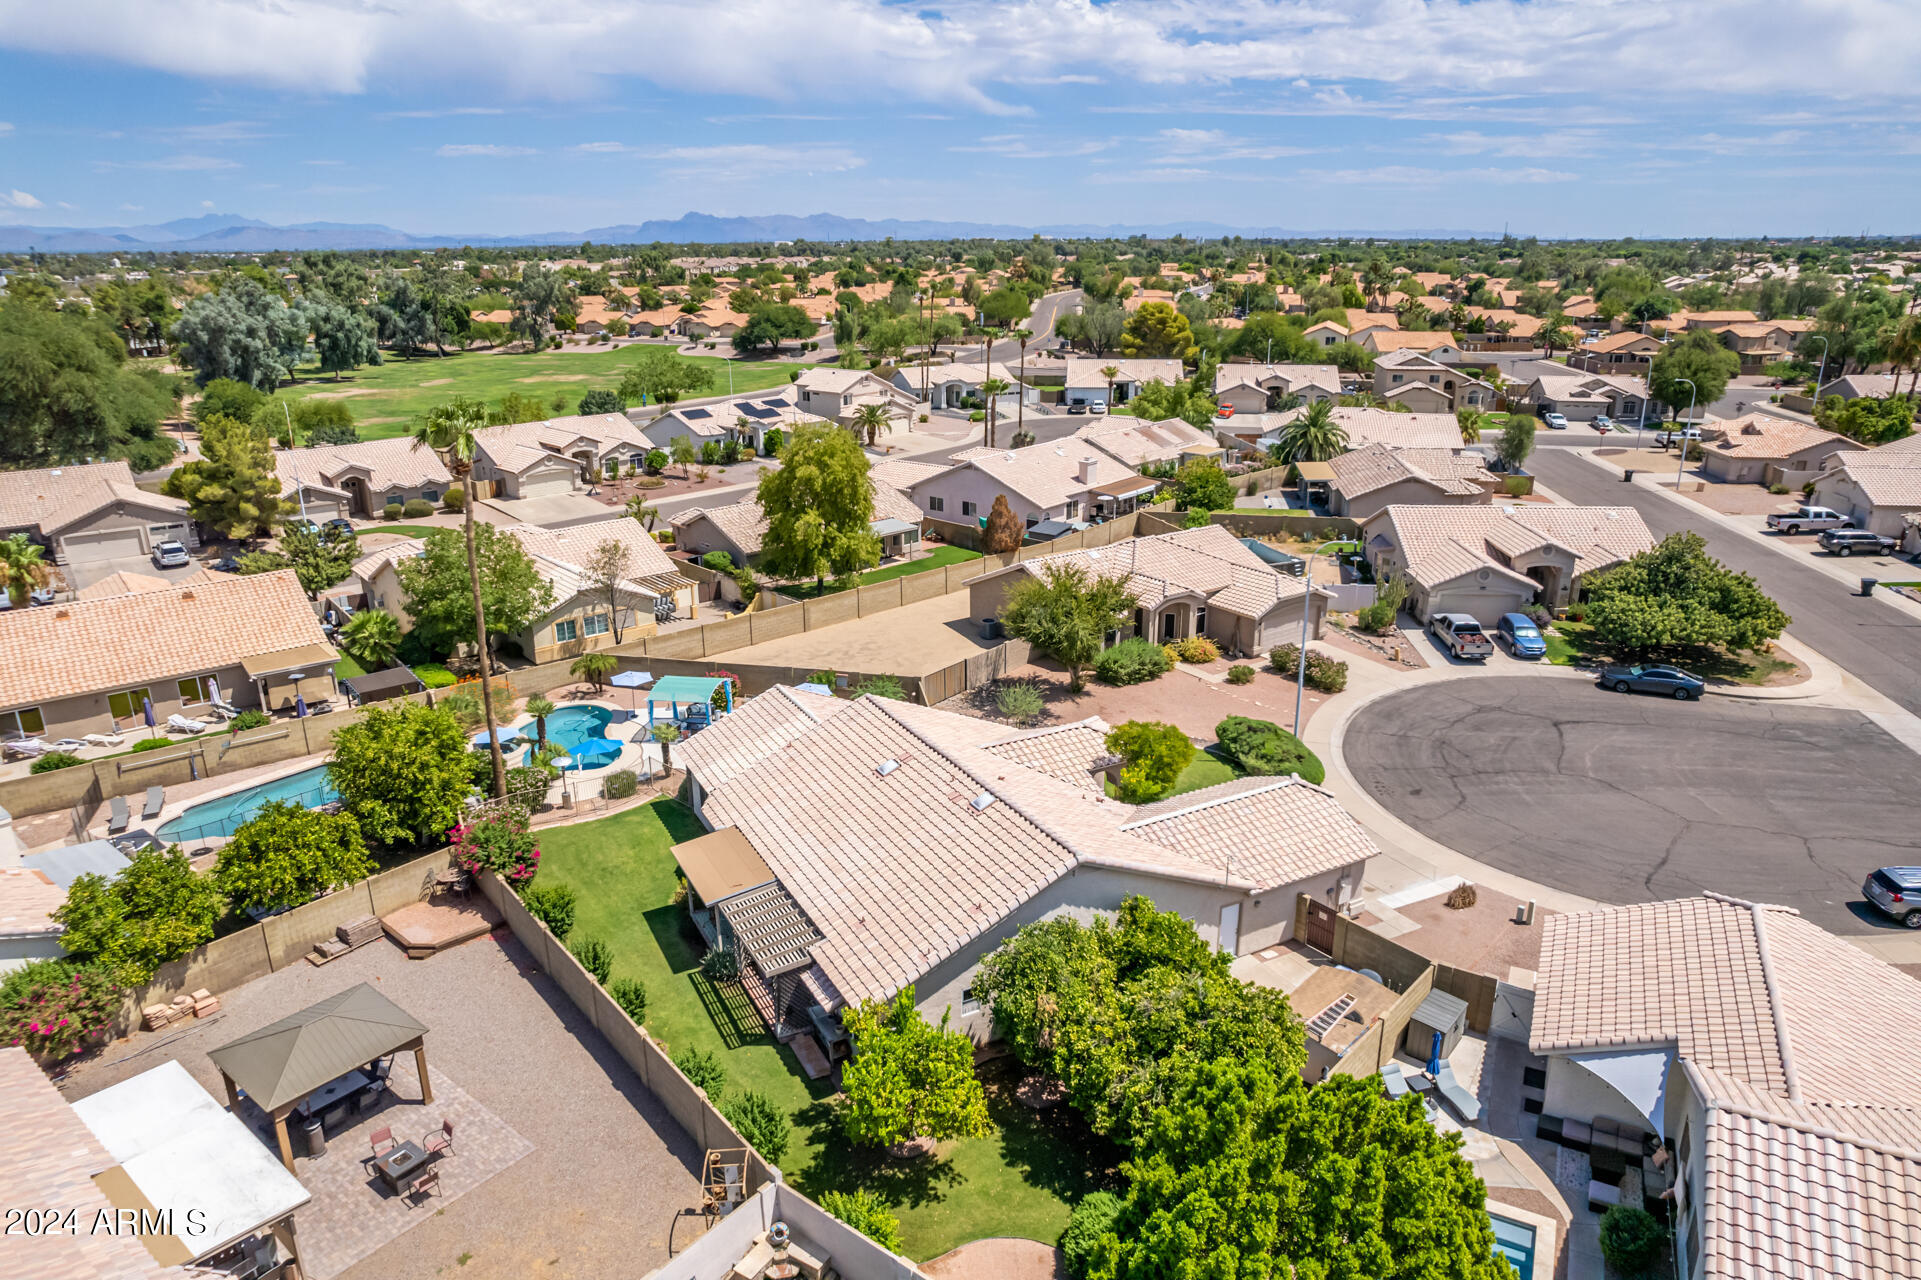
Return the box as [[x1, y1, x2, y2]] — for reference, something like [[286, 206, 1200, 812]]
[[1343, 676, 1921, 936]]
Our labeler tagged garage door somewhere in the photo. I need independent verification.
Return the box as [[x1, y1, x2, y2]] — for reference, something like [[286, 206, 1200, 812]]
[[60, 527, 146, 563], [518, 470, 577, 498], [1428, 584, 1532, 627], [147, 521, 193, 547]]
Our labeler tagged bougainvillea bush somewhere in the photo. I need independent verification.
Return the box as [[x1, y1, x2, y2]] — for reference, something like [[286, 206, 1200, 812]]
[[451, 808, 541, 887], [0, 964, 122, 1061]]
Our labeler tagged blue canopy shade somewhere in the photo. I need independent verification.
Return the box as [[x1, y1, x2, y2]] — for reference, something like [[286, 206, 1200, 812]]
[[610, 670, 653, 689], [471, 725, 523, 746], [647, 675, 724, 703], [573, 737, 622, 758]]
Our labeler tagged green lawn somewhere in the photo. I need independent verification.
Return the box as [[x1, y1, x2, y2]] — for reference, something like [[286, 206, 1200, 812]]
[[1544, 619, 1797, 685], [778, 546, 983, 600], [279, 347, 798, 439], [332, 652, 367, 681], [354, 524, 448, 538], [1169, 746, 1245, 796], [535, 801, 1115, 1260]]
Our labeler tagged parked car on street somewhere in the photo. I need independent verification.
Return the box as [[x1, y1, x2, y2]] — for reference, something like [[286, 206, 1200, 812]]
[[1864, 867, 1921, 928], [1766, 505, 1851, 535], [1496, 612, 1548, 658], [1428, 613, 1494, 660], [1599, 664, 1704, 699], [151, 540, 190, 568], [1654, 426, 1703, 448], [1818, 529, 1898, 556], [1542, 412, 1569, 430]]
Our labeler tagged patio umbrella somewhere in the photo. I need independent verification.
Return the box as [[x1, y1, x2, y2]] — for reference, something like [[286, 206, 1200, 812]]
[[573, 738, 622, 763], [470, 725, 523, 748], [1427, 1029, 1444, 1078], [295, 693, 308, 718], [142, 697, 155, 728], [610, 670, 652, 718]]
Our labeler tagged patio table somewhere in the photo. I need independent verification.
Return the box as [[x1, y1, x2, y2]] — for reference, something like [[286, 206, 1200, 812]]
[[296, 1069, 371, 1125], [372, 1140, 433, 1191]]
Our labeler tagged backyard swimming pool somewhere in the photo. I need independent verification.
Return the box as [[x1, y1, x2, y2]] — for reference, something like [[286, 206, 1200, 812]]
[[1489, 1213, 1537, 1280], [156, 764, 339, 843], [538, 704, 620, 771]]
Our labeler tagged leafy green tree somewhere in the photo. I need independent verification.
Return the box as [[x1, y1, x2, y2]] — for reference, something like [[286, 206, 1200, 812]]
[[214, 803, 375, 912], [0, 299, 180, 469], [570, 651, 616, 691], [819, 1190, 905, 1254], [1061, 1192, 1124, 1278], [1649, 328, 1740, 421], [576, 388, 624, 415], [0, 534, 53, 607], [255, 395, 357, 448], [732, 303, 814, 355], [1599, 1205, 1671, 1276], [1267, 399, 1349, 462], [52, 847, 225, 982], [327, 703, 475, 846], [279, 523, 359, 595], [754, 422, 880, 591], [1104, 720, 1194, 802], [840, 986, 990, 1148], [1585, 531, 1790, 654], [1497, 415, 1537, 470], [720, 1090, 790, 1164], [1000, 564, 1138, 692], [1168, 458, 1235, 513], [171, 413, 285, 539], [172, 276, 310, 389], [1127, 376, 1217, 428], [511, 265, 573, 350], [305, 297, 381, 380], [668, 435, 697, 477], [193, 377, 270, 427], [616, 346, 715, 405], [395, 516, 555, 661], [981, 287, 1034, 329], [1059, 300, 1125, 356], [1120, 301, 1197, 361], [338, 608, 402, 669], [1815, 393, 1915, 445]]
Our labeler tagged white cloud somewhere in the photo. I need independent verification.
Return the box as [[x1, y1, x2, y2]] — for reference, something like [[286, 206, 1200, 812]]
[[949, 134, 1112, 159], [4, 188, 42, 208], [102, 153, 239, 170], [641, 143, 865, 180], [1298, 165, 1577, 186], [1426, 130, 1604, 158], [303, 158, 345, 166], [569, 141, 628, 153], [1154, 128, 1315, 161], [380, 106, 505, 119], [160, 119, 270, 143], [435, 143, 536, 157], [0, 122, 12, 134]]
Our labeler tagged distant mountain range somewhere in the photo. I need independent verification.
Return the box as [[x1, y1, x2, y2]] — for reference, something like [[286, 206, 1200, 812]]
[[0, 211, 1505, 253]]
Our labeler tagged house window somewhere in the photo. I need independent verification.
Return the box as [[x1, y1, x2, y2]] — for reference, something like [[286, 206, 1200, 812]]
[[107, 688, 155, 722], [386, 491, 403, 506], [1391, 373, 1403, 383], [583, 613, 610, 637], [1427, 374, 1438, 383], [928, 496, 945, 512], [1, 707, 45, 739], [554, 619, 579, 643], [1064, 499, 1079, 519], [1195, 606, 1207, 635], [961, 501, 977, 518], [961, 987, 981, 1014], [177, 675, 215, 705], [422, 489, 440, 502]]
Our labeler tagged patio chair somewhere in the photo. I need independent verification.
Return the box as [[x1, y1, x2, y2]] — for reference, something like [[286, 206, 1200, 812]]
[[107, 795, 131, 835], [1381, 1061, 1410, 1099], [1435, 1060, 1482, 1122], [368, 1126, 396, 1160], [142, 786, 165, 820], [404, 1169, 441, 1207], [83, 732, 126, 748], [49, 738, 86, 752], [167, 714, 209, 735], [204, 696, 239, 721], [2, 737, 50, 760], [423, 1119, 454, 1157]]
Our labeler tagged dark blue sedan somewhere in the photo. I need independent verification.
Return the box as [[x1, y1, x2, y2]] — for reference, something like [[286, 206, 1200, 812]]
[[1600, 664, 1705, 700]]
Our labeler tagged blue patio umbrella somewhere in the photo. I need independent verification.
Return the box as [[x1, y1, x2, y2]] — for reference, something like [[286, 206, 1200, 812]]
[[573, 738, 622, 762], [295, 693, 308, 718], [142, 697, 156, 728], [1428, 1029, 1444, 1078], [471, 725, 523, 747]]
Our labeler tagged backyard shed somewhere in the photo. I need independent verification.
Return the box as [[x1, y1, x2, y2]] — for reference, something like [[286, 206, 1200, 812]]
[[1403, 987, 1469, 1061], [341, 666, 428, 705]]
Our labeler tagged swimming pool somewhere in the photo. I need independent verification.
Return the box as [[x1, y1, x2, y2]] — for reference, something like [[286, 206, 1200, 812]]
[[537, 704, 620, 771], [1489, 1213, 1537, 1280], [156, 764, 339, 843]]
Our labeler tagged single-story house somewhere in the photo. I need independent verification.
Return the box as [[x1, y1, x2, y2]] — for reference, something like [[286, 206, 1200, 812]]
[[1256, 406, 1466, 455], [1698, 414, 1863, 485], [0, 460, 196, 566], [1532, 893, 1921, 1280], [1817, 373, 1904, 402], [894, 361, 1038, 413], [1361, 331, 1466, 361], [674, 304, 751, 339], [1811, 449, 1921, 539], [272, 436, 454, 521], [792, 368, 917, 425], [355, 518, 696, 664], [672, 685, 1376, 1049], [1213, 363, 1342, 414], [0, 569, 338, 742], [1324, 445, 1499, 521], [1060, 357, 1184, 407], [471, 412, 653, 500], [969, 524, 1331, 651], [1522, 372, 1650, 424], [1072, 417, 1223, 468], [905, 437, 1159, 528], [1361, 503, 1654, 623], [671, 459, 939, 567], [1568, 330, 1663, 374]]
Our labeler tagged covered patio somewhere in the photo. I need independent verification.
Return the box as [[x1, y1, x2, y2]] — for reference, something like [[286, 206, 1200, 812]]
[[209, 982, 433, 1173], [641, 674, 732, 735], [242, 643, 342, 716]]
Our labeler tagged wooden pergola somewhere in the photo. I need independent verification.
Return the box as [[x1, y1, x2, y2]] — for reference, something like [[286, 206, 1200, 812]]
[[208, 983, 432, 1173]]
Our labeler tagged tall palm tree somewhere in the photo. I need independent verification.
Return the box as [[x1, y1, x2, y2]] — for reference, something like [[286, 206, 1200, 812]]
[[524, 695, 555, 749], [412, 396, 507, 800], [1100, 364, 1120, 410], [0, 535, 52, 608], [851, 402, 893, 448], [1271, 399, 1349, 462], [981, 378, 1012, 448], [1886, 313, 1921, 401]]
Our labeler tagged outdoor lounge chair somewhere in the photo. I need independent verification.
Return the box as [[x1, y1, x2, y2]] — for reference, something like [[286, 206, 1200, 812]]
[[166, 714, 208, 734], [49, 738, 86, 752], [204, 698, 238, 721], [1435, 1060, 1482, 1122], [83, 732, 125, 748], [1381, 1062, 1410, 1099], [142, 786, 164, 820], [2, 737, 50, 760], [107, 795, 131, 835]]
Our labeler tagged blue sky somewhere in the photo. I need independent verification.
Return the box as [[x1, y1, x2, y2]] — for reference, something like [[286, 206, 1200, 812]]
[[1, 0, 1918, 239]]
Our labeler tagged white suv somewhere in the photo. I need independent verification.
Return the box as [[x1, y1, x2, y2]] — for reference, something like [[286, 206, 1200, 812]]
[[151, 540, 191, 568]]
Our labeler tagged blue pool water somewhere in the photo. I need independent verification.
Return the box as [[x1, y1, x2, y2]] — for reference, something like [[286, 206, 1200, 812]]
[[157, 764, 339, 843], [537, 704, 620, 771], [1490, 1213, 1537, 1280]]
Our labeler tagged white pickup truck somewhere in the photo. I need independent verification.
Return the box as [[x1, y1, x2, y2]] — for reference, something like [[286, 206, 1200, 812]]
[[1765, 505, 1852, 535], [1429, 613, 1494, 660]]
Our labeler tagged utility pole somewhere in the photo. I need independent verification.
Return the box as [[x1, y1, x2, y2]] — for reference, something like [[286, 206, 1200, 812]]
[[1017, 331, 1028, 447]]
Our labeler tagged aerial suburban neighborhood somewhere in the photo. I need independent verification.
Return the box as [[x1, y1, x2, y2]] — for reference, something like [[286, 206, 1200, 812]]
[[3, 5, 1921, 1280]]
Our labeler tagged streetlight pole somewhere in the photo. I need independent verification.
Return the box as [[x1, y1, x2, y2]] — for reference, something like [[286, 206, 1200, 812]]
[[1293, 539, 1345, 737], [1017, 331, 1028, 447], [1672, 377, 1696, 493]]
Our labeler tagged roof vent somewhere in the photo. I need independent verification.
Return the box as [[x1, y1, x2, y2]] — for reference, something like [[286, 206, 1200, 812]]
[[181, 591, 195, 601], [969, 791, 996, 813], [54, 609, 70, 620], [876, 759, 901, 777]]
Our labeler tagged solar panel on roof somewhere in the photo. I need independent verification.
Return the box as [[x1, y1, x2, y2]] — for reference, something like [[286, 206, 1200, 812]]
[[738, 403, 778, 419], [684, 408, 712, 419]]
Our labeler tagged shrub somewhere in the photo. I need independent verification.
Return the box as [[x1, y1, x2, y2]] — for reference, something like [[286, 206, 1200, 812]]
[[852, 674, 908, 701], [1227, 664, 1255, 685], [1523, 603, 1553, 628], [609, 976, 648, 1025], [413, 663, 458, 688], [29, 752, 82, 774], [995, 679, 1046, 725], [0, 963, 122, 1061], [1599, 1205, 1670, 1276], [1767, 482, 1790, 495], [442, 485, 465, 512], [700, 549, 736, 573], [131, 737, 172, 753], [451, 808, 541, 888], [521, 882, 577, 940], [722, 1089, 790, 1164], [229, 709, 270, 731], [644, 448, 668, 473], [1161, 641, 1182, 666], [1094, 637, 1171, 686], [1105, 721, 1195, 803], [700, 946, 740, 983], [402, 498, 434, 518], [1060, 1191, 1125, 1279], [1176, 634, 1220, 664], [503, 764, 555, 810], [569, 935, 613, 984], [819, 1190, 905, 1254], [1214, 716, 1325, 784], [602, 769, 638, 800], [216, 803, 374, 913], [1267, 644, 1348, 693], [382, 501, 403, 520], [674, 1045, 727, 1094]]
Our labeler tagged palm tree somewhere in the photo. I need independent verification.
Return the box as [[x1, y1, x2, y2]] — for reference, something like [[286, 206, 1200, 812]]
[[1886, 313, 1921, 400], [851, 402, 893, 448], [524, 694, 555, 749], [412, 396, 507, 800], [1100, 364, 1120, 410], [981, 377, 1012, 448], [624, 495, 660, 530], [651, 720, 680, 773], [338, 609, 401, 670], [1270, 399, 1349, 462], [570, 652, 616, 692], [0, 535, 52, 608]]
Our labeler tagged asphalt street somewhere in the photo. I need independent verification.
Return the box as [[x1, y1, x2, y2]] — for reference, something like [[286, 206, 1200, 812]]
[[1528, 438, 1921, 719], [1345, 678, 1921, 935]]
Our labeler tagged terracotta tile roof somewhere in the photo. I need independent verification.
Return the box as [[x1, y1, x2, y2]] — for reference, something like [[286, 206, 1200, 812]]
[[1831, 455, 1921, 508], [1706, 415, 1853, 461], [1583, 331, 1663, 354], [670, 470, 924, 558], [1069, 418, 1219, 467], [0, 866, 65, 940], [475, 413, 649, 475], [675, 685, 848, 791], [1365, 331, 1459, 353], [1328, 444, 1494, 499], [0, 461, 188, 537], [1267, 407, 1464, 452], [980, 720, 1113, 793], [272, 436, 452, 497], [74, 569, 173, 600], [1122, 776, 1378, 889], [1062, 357, 1183, 390], [1364, 504, 1653, 592], [0, 1047, 172, 1280], [916, 438, 1139, 512], [504, 517, 681, 598], [1528, 372, 1647, 405], [0, 570, 332, 712], [1213, 363, 1343, 398]]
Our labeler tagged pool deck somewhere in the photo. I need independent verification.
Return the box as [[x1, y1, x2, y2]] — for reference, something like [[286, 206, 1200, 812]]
[[63, 752, 341, 858], [498, 697, 664, 798]]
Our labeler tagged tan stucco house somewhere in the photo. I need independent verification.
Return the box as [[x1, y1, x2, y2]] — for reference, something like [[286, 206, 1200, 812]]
[[0, 461, 196, 567]]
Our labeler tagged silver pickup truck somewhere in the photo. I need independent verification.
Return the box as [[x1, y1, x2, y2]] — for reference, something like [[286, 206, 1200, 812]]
[[1429, 613, 1494, 660]]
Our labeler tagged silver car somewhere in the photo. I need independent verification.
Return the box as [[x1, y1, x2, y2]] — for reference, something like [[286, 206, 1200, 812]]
[[1864, 867, 1921, 929]]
